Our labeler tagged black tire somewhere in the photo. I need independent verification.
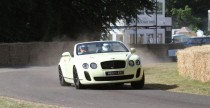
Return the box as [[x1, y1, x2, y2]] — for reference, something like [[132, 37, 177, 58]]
[[58, 66, 68, 86], [131, 73, 145, 89], [73, 67, 85, 89]]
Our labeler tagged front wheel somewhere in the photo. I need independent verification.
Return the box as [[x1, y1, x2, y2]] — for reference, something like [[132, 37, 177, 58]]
[[73, 67, 85, 89], [58, 66, 68, 86], [131, 73, 145, 89]]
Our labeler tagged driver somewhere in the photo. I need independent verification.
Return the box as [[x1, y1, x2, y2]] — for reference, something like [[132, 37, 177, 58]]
[[80, 45, 88, 53]]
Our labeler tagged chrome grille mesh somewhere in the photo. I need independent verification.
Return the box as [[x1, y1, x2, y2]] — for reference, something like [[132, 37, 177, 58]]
[[101, 60, 125, 69]]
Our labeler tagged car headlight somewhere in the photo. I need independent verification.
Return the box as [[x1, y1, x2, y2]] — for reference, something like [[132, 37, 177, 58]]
[[129, 60, 135, 67], [136, 60, 141, 65], [90, 63, 97, 69], [82, 63, 89, 69]]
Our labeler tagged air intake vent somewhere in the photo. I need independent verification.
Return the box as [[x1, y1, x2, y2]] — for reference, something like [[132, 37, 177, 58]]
[[94, 75, 134, 81]]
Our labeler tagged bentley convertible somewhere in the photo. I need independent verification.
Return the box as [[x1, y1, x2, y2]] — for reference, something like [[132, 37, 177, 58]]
[[58, 41, 145, 89]]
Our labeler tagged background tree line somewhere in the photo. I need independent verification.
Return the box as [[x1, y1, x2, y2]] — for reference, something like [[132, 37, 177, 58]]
[[0, 0, 154, 42], [166, 0, 210, 33], [0, 0, 209, 42]]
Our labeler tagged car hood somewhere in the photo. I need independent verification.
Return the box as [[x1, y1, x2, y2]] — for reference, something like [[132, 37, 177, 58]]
[[75, 52, 131, 62]]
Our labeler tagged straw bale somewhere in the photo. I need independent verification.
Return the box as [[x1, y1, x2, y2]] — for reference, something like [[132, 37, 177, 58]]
[[9, 43, 29, 65], [177, 45, 210, 82], [0, 45, 9, 65]]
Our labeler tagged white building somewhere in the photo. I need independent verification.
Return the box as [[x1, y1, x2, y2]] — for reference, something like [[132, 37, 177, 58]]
[[208, 10, 210, 31], [110, 0, 172, 44]]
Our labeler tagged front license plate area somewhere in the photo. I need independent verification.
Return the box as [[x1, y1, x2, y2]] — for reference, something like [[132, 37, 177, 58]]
[[106, 71, 124, 76]]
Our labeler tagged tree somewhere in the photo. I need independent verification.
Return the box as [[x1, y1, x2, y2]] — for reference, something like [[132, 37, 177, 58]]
[[171, 5, 200, 31], [0, 0, 155, 42], [165, 0, 210, 33]]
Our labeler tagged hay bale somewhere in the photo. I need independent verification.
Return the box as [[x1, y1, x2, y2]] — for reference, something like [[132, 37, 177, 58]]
[[0, 45, 10, 65], [9, 43, 29, 65], [177, 45, 210, 82]]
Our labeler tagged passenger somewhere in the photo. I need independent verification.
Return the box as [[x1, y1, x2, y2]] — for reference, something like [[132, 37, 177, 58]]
[[102, 43, 112, 52]]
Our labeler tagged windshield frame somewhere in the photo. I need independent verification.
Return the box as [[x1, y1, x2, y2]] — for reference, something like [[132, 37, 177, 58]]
[[76, 41, 129, 55]]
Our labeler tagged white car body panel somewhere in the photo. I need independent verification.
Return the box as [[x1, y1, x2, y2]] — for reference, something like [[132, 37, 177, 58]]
[[58, 41, 144, 85]]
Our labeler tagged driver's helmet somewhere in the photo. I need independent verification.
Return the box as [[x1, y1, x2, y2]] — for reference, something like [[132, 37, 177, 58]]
[[80, 45, 88, 52], [102, 43, 111, 52]]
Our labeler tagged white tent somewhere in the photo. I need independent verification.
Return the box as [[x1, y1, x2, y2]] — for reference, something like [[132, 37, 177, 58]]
[[177, 27, 196, 36]]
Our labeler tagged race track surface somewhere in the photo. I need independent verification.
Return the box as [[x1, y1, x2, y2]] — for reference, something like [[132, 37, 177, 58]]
[[0, 66, 210, 108]]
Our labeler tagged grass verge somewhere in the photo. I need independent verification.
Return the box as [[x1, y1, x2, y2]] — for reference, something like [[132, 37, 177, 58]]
[[144, 62, 210, 96], [0, 96, 63, 108]]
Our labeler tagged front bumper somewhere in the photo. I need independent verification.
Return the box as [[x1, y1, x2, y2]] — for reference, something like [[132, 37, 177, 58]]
[[78, 66, 144, 85]]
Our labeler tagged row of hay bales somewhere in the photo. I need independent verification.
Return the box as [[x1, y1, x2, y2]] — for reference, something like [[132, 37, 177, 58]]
[[0, 42, 78, 66], [0, 42, 184, 66], [177, 45, 210, 82]]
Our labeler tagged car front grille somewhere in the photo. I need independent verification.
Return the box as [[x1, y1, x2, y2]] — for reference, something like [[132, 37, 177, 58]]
[[101, 60, 126, 69]]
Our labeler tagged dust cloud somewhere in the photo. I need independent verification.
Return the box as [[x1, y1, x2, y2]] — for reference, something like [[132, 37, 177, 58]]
[[134, 47, 164, 66], [36, 35, 92, 66], [126, 44, 172, 66], [34, 35, 171, 66]]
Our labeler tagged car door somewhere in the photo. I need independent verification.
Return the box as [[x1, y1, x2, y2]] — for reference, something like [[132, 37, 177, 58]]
[[65, 54, 74, 80]]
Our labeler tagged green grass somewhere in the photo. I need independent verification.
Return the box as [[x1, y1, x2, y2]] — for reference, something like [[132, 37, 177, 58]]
[[144, 62, 210, 96], [0, 97, 63, 108]]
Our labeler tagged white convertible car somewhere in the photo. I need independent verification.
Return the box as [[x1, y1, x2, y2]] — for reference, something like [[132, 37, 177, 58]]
[[58, 41, 145, 89]]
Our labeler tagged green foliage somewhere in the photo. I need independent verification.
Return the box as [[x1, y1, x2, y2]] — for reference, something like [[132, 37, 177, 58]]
[[165, 0, 210, 33], [171, 5, 201, 31], [0, 0, 154, 42]]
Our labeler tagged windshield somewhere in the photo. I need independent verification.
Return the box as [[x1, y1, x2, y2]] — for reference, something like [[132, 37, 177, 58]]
[[76, 42, 129, 55], [172, 35, 190, 43], [186, 38, 203, 45]]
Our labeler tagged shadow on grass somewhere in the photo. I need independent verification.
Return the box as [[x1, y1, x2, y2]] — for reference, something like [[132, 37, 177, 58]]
[[85, 83, 178, 90], [144, 84, 178, 90]]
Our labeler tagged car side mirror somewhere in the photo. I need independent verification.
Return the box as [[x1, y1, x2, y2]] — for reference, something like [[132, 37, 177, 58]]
[[62, 52, 71, 57], [130, 48, 136, 54]]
